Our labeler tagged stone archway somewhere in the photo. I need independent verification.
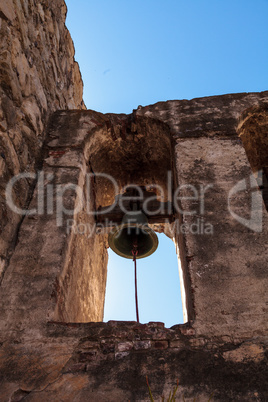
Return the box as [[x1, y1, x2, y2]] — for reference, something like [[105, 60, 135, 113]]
[[49, 110, 191, 323]]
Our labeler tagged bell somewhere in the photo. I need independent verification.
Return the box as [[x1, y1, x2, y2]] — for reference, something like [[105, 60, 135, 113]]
[[108, 210, 158, 259]]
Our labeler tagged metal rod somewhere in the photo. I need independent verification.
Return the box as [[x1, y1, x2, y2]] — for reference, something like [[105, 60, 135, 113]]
[[133, 253, 140, 323]]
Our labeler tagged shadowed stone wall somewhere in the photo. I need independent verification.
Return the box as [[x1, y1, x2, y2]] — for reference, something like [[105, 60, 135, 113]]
[[1, 321, 267, 401], [0, 0, 85, 279]]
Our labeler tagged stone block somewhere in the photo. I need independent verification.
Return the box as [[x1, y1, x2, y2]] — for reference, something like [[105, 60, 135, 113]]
[[0, 0, 15, 21], [78, 341, 99, 351], [133, 341, 151, 350], [180, 327, 196, 336], [100, 341, 115, 354], [169, 340, 185, 348], [148, 321, 165, 328], [223, 343, 265, 363], [117, 342, 133, 352], [21, 98, 42, 133], [153, 341, 168, 349], [115, 351, 130, 360]]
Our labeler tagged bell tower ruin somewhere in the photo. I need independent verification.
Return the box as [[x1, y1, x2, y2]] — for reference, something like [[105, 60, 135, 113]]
[[0, 1, 267, 400]]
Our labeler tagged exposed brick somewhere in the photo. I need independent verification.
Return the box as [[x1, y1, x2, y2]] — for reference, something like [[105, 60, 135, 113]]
[[115, 351, 130, 360], [117, 342, 133, 352], [169, 340, 184, 348], [133, 341, 151, 350], [101, 341, 115, 354], [180, 327, 196, 336], [77, 341, 100, 351], [153, 341, 168, 349], [148, 322, 165, 328]]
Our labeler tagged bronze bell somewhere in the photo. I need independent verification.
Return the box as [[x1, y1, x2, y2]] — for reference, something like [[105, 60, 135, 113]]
[[108, 210, 158, 259]]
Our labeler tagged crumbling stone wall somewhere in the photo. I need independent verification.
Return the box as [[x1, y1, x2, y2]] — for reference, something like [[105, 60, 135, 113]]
[[0, 0, 85, 279], [0, 92, 267, 401]]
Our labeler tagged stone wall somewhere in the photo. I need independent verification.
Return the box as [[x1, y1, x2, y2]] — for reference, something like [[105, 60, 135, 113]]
[[0, 0, 85, 279], [135, 92, 268, 337], [0, 92, 267, 401], [1, 321, 267, 401], [0, 1, 267, 400]]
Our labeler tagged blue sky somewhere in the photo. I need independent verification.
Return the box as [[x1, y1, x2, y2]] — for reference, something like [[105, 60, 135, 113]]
[[65, 0, 268, 327]]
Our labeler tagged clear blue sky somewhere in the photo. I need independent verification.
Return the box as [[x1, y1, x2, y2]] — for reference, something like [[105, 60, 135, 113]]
[[65, 0, 268, 327]]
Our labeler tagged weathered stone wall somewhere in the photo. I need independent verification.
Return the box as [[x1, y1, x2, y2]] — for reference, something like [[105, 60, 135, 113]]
[[0, 92, 267, 401], [0, 2, 267, 399], [0, 0, 85, 278], [137, 92, 268, 337], [1, 321, 267, 401]]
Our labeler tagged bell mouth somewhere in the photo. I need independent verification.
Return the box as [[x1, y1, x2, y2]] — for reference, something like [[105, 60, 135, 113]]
[[108, 223, 158, 259]]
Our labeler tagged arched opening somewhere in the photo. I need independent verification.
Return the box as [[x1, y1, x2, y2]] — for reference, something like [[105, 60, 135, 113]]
[[91, 115, 187, 326], [53, 112, 191, 325], [238, 103, 268, 211]]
